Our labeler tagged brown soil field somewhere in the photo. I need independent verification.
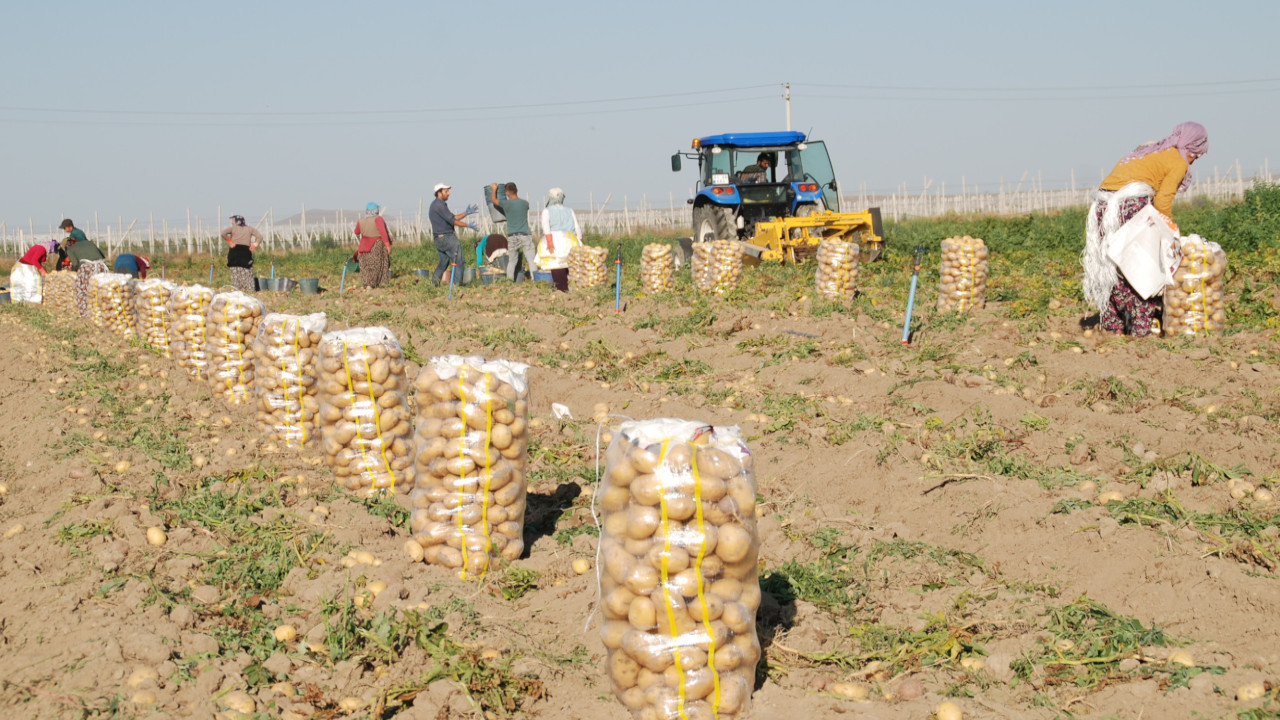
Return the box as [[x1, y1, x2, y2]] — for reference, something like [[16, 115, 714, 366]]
[[1, 272, 1278, 720]]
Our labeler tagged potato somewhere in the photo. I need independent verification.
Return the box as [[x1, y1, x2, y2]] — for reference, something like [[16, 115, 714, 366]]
[[318, 328, 415, 496], [569, 245, 610, 290], [1163, 238, 1227, 336], [815, 238, 860, 302], [936, 236, 989, 313], [90, 273, 139, 338], [43, 272, 77, 316], [599, 419, 759, 719], [691, 240, 742, 294], [167, 285, 215, 380], [131, 280, 176, 357], [640, 243, 676, 294], [253, 313, 327, 448], [206, 291, 264, 405], [410, 355, 530, 579]]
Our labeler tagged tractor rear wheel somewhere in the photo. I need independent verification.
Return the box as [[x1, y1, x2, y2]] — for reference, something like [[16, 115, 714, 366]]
[[693, 204, 736, 243], [791, 201, 824, 241]]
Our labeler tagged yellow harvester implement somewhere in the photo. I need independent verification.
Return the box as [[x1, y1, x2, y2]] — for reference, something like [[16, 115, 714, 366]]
[[746, 209, 885, 263]]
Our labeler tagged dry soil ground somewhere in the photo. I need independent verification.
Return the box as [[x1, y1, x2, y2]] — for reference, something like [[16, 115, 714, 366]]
[[1, 270, 1278, 720]]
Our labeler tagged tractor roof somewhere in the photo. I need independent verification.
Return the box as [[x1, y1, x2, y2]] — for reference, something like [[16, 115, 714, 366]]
[[696, 131, 806, 148]]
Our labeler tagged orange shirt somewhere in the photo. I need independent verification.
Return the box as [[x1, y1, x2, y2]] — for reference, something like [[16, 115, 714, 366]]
[[1100, 147, 1188, 219]]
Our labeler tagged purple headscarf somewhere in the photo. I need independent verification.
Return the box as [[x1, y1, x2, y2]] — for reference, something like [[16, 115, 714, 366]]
[[1120, 122, 1208, 192], [44, 239, 60, 253]]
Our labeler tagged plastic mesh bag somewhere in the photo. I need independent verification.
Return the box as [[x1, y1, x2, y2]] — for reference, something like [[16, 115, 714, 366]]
[[1163, 235, 1227, 335], [937, 236, 988, 313], [814, 239, 859, 302], [570, 245, 610, 290], [132, 279, 176, 357], [641, 244, 676, 294], [207, 291, 265, 405], [254, 313, 327, 449], [408, 355, 531, 578], [318, 327, 415, 495], [598, 419, 761, 720], [168, 285, 215, 381]]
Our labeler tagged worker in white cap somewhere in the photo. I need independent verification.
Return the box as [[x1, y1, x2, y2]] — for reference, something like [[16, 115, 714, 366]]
[[428, 183, 479, 285]]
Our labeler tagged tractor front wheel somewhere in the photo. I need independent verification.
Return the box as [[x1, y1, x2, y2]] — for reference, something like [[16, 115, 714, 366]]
[[693, 204, 736, 243]]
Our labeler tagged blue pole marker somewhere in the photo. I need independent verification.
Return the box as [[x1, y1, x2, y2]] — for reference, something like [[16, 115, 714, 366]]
[[161, 265, 166, 281], [270, 262, 275, 279], [448, 263, 457, 300], [901, 245, 925, 345], [208, 264, 214, 284], [339, 263, 347, 293], [614, 243, 622, 312]]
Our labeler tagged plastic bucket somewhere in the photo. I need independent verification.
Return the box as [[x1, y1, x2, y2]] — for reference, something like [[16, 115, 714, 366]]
[[533, 271, 553, 284], [462, 268, 476, 284], [0, 291, 10, 305], [277, 279, 297, 292], [298, 278, 320, 295], [255, 277, 269, 292], [414, 269, 430, 280]]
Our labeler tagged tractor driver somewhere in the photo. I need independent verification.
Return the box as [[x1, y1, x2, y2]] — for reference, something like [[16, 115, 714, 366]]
[[739, 152, 773, 184]]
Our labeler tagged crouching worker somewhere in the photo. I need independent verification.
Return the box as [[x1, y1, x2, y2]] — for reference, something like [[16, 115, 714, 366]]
[[10, 240, 56, 303], [113, 253, 151, 279]]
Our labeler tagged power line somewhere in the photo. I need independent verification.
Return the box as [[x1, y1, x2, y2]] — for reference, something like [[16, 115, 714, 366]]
[[799, 77, 1280, 92], [800, 85, 1280, 103], [0, 95, 772, 128], [0, 84, 778, 118]]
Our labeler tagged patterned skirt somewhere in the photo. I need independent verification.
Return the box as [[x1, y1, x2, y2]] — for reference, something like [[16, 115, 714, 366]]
[[1094, 194, 1162, 336], [74, 260, 108, 319], [230, 267, 255, 293], [359, 241, 391, 289]]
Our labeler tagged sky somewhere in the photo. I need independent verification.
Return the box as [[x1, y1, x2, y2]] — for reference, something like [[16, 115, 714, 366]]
[[3, 0, 1278, 236]]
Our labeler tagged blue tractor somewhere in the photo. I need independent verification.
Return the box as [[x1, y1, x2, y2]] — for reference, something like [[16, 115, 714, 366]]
[[672, 131, 883, 262]]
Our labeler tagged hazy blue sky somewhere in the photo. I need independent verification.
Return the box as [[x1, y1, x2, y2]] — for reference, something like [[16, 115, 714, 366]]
[[3, 0, 1278, 234]]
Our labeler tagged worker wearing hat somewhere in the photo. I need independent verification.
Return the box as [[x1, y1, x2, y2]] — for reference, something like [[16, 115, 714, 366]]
[[428, 183, 478, 286]]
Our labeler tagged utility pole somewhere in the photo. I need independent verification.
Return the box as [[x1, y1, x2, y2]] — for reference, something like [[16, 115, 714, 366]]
[[783, 82, 791, 130]]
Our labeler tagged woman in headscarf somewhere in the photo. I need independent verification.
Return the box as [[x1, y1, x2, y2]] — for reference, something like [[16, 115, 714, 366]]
[[222, 214, 263, 293], [64, 230, 109, 318], [9, 239, 57, 303], [353, 202, 392, 289], [538, 188, 583, 293], [1083, 122, 1208, 336]]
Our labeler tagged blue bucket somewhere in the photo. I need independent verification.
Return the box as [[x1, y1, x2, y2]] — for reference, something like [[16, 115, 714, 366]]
[[298, 278, 320, 295], [533, 271, 553, 284]]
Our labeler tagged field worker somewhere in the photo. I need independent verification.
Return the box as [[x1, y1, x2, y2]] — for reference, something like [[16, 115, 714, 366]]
[[1083, 122, 1208, 336], [538, 187, 583, 293], [113, 253, 151, 279], [490, 182, 534, 282], [354, 202, 392, 289], [428, 183, 478, 286], [222, 214, 263, 293], [9, 239, 57, 303], [62, 223, 108, 318]]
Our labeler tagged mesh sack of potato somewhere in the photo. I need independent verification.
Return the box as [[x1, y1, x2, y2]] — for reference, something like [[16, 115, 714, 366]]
[[691, 242, 713, 292], [132, 279, 176, 357], [814, 238, 860, 302], [168, 285, 215, 381], [570, 245, 610, 290], [91, 273, 138, 339], [1163, 235, 1227, 336], [206, 291, 265, 405], [253, 312, 327, 449], [936, 235, 989, 313], [408, 355, 531, 578], [42, 272, 77, 315], [641, 244, 677, 294], [318, 327, 414, 495], [597, 419, 761, 720], [707, 240, 742, 294]]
